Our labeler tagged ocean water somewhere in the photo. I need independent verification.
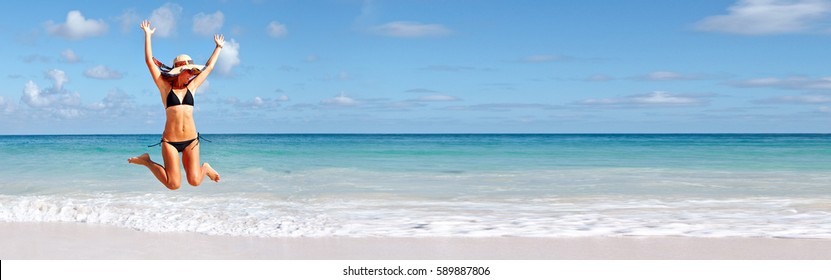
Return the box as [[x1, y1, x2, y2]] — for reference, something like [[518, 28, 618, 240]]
[[0, 134, 830, 238]]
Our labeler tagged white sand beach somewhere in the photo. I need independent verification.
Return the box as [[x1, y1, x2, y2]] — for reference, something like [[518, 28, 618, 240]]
[[2, 222, 831, 259]]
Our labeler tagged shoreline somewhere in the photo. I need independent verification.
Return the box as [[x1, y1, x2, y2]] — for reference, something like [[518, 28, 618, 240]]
[[3, 222, 831, 259], [2, 133, 829, 136]]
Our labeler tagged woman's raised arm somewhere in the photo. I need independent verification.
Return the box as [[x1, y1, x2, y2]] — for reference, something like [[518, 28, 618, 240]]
[[188, 34, 224, 91], [140, 20, 166, 91]]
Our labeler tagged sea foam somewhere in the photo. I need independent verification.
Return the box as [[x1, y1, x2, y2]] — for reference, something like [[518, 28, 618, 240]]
[[2, 193, 830, 238]]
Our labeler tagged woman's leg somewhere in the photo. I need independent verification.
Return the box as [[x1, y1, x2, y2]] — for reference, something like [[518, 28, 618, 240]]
[[182, 140, 220, 186], [128, 143, 183, 190]]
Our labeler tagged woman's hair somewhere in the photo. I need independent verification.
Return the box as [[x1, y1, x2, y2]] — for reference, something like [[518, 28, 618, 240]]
[[165, 69, 200, 89], [155, 55, 201, 89]]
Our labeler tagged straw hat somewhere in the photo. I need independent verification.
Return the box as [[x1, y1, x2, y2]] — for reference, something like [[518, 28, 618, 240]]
[[167, 54, 205, 75]]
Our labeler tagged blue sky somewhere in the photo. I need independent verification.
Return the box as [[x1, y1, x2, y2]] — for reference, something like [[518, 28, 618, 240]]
[[2, 0, 830, 134]]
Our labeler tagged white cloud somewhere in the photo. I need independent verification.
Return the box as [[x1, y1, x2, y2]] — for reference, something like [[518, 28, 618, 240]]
[[23, 54, 50, 63], [371, 21, 452, 38], [321, 94, 358, 106], [644, 71, 685, 80], [819, 106, 831, 112], [356, 0, 377, 26], [585, 74, 614, 82], [84, 65, 123, 80], [442, 103, 556, 111], [194, 79, 211, 95], [756, 94, 831, 104], [634, 71, 712, 81], [415, 95, 460, 102], [22, 81, 51, 107], [0, 96, 15, 114], [193, 11, 224, 36], [14, 71, 142, 122], [379, 101, 424, 110], [45, 10, 108, 40], [217, 39, 241, 75], [150, 3, 183, 37], [60, 49, 81, 63], [116, 9, 140, 33], [694, 0, 831, 35], [266, 21, 288, 38], [231, 26, 244, 36], [47, 69, 68, 91], [731, 76, 831, 89], [785, 95, 831, 103], [17, 75, 139, 120], [88, 89, 135, 117], [226, 95, 286, 109], [633, 91, 703, 105], [306, 55, 319, 62], [579, 91, 707, 107], [21, 70, 81, 111], [53, 108, 83, 119]]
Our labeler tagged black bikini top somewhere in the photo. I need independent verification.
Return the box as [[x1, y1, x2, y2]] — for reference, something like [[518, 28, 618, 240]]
[[166, 89, 194, 108]]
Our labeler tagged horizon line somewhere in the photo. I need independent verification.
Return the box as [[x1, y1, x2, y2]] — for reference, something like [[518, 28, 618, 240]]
[[1, 132, 829, 137]]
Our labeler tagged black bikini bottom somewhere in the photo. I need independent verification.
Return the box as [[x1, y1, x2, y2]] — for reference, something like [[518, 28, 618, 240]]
[[148, 133, 210, 153], [166, 137, 198, 152]]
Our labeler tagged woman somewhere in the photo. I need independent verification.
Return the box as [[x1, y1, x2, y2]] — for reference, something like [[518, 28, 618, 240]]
[[128, 20, 221, 190]]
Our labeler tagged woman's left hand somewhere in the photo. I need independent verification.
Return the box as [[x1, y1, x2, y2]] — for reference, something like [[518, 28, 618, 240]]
[[214, 34, 225, 48]]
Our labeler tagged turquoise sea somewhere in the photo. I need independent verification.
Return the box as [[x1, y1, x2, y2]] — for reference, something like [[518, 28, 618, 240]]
[[1, 134, 829, 237]]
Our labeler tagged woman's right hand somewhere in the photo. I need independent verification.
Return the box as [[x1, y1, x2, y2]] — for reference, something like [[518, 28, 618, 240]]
[[140, 20, 155, 36]]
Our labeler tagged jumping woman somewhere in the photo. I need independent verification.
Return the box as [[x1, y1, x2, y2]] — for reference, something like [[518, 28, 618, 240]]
[[128, 20, 221, 190]]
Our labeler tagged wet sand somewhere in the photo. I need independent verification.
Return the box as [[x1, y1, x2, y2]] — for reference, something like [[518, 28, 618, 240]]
[[3, 222, 831, 259]]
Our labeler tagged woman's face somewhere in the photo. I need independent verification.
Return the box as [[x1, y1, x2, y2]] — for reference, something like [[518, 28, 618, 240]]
[[172, 73, 190, 88]]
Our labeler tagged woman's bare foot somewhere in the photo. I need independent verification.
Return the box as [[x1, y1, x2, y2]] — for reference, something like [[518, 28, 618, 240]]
[[128, 153, 151, 165], [203, 163, 220, 182]]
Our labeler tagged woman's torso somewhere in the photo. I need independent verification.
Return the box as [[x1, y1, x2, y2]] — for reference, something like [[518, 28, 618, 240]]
[[162, 87, 197, 141]]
